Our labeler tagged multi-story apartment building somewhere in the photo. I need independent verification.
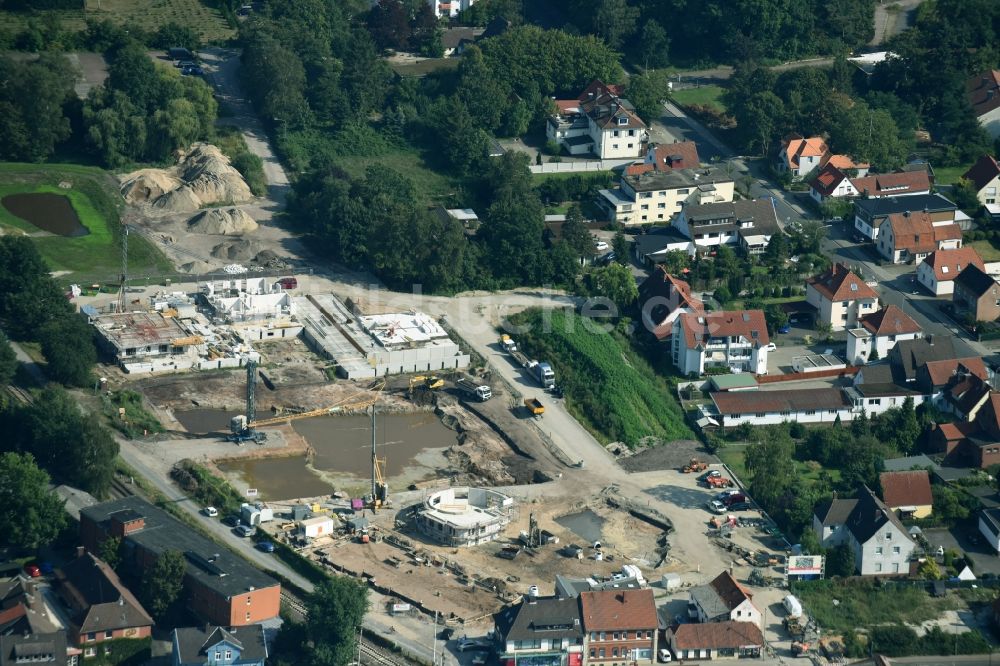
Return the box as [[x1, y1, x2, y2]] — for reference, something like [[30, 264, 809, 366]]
[[670, 311, 770, 376]]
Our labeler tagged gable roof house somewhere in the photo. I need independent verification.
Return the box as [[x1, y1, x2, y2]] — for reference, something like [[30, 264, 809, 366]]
[[668, 621, 764, 661], [711, 387, 855, 430], [597, 167, 734, 227], [887, 335, 959, 385], [579, 589, 658, 665], [547, 81, 648, 160], [805, 263, 880, 331], [876, 211, 963, 264], [686, 572, 761, 626], [917, 247, 985, 296], [929, 392, 1000, 470], [670, 310, 770, 377], [953, 264, 1000, 323], [172, 624, 268, 666], [643, 141, 700, 172], [853, 193, 958, 241], [813, 486, 915, 575], [777, 135, 869, 181], [846, 305, 923, 365], [809, 164, 858, 202], [0, 632, 75, 666], [672, 199, 780, 256], [962, 154, 1000, 208], [967, 71, 1000, 138], [638, 267, 704, 341], [632, 226, 696, 265], [810, 166, 932, 204], [55, 552, 153, 646], [879, 471, 933, 519], [493, 596, 584, 666]]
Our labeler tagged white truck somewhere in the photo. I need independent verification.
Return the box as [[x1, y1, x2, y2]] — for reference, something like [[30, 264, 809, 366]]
[[456, 378, 492, 401]]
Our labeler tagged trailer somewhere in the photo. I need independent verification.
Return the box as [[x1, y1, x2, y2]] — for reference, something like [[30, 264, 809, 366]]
[[456, 378, 492, 401], [510, 349, 555, 388], [524, 398, 545, 416]]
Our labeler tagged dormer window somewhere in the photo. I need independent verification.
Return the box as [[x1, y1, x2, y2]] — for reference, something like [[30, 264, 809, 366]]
[[617, 117, 628, 126], [942, 266, 949, 274]]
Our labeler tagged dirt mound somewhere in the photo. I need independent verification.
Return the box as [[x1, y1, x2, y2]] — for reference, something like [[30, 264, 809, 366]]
[[179, 260, 213, 273], [211, 238, 262, 261], [120, 170, 183, 204], [119, 143, 254, 213], [189, 208, 259, 235]]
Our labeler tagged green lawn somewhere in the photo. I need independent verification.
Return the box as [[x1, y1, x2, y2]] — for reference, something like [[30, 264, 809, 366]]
[[328, 149, 459, 204], [533, 170, 615, 182], [0, 0, 234, 42], [388, 58, 460, 77], [0, 163, 173, 284], [671, 85, 727, 113], [968, 239, 1000, 261], [717, 443, 841, 487], [932, 165, 968, 186]]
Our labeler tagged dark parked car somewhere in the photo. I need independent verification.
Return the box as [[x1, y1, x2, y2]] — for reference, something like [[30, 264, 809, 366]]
[[181, 65, 204, 76], [168, 47, 193, 61], [777, 324, 791, 334], [222, 514, 241, 527], [728, 502, 752, 511], [256, 541, 275, 553]]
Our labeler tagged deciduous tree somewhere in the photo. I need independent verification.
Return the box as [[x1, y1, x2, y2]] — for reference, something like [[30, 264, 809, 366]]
[[0, 452, 66, 550], [305, 578, 369, 666], [140, 550, 186, 621]]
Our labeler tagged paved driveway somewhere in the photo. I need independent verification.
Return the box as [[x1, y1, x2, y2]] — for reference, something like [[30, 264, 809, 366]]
[[922, 526, 1000, 576]]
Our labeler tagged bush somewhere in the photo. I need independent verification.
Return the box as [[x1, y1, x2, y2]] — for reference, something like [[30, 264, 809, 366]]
[[172, 460, 244, 514], [102, 390, 164, 439]]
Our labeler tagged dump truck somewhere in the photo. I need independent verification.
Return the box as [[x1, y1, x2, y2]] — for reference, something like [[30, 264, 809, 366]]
[[456, 378, 492, 401], [510, 349, 555, 388], [524, 397, 545, 416], [500, 334, 517, 353]]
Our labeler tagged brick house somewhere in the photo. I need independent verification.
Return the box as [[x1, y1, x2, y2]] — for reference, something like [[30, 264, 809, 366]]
[[580, 589, 657, 666], [916, 247, 985, 296], [953, 264, 1000, 323]]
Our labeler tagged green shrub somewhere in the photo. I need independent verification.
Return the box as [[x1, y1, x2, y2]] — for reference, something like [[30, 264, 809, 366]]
[[102, 390, 164, 439]]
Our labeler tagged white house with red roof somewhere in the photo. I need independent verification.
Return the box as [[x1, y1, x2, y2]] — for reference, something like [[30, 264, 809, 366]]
[[876, 211, 963, 264], [777, 136, 870, 181], [967, 71, 1000, 138], [962, 154, 1000, 206], [809, 166, 932, 204], [670, 310, 770, 377], [546, 80, 648, 159], [917, 247, 985, 295], [638, 267, 704, 341], [846, 305, 923, 365], [806, 263, 880, 331]]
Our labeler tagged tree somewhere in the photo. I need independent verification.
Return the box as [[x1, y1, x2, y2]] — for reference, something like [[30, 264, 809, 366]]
[[0, 54, 76, 162], [611, 230, 628, 265], [933, 484, 973, 522], [763, 304, 789, 335], [583, 263, 638, 309], [592, 0, 638, 50], [830, 102, 909, 171], [367, 0, 412, 50], [304, 577, 369, 666], [0, 452, 66, 550], [151, 21, 201, 51], [0, 236, 74, 339], [624, 69, 671, 123], [917, 557, 943, 580], [140, 550, 185, 621], [745, 429, 795, 510], [39, 315, 96, 387], [826, 543, 856, 576], [561, 205, 593, 258], [951, 178, 982, 212], [0, 331, 18, 385], [98, 535, 122, 571], [635, 20, 669, 69]]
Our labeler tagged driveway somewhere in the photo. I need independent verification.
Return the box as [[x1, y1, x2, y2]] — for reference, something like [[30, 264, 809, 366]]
[[922, 526, 1000, 576]]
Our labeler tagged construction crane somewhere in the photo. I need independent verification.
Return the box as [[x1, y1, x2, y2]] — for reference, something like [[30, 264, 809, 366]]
[[115, 222, 129, 313]]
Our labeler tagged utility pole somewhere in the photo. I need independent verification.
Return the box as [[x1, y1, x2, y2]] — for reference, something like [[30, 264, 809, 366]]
[[371, 404, 377, 500], [431, 610, 438, 666]]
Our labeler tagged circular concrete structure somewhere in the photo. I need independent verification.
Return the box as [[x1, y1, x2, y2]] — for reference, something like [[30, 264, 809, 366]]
[[415, 487, 516, 547]]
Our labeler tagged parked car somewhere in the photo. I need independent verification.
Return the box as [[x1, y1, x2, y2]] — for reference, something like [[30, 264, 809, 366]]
[[765, 342, 777, 351], [596, 251, 616, 266], [723, 493, 747, 506], [594, 240, 609, 252], [38, 562, 54, 575], [181, 65, 204, 76], [728, 501, 753, 511], [235, 525, 257, 538], [658, 649, 673, 663], [23, 564, 41, 578], [716, 489, 741, 501], [256, 541, 275, 553], [698, 470, 721, 481], [176, 60, 197, 69], [203, 506, 218, 517], [777, 324, 791, 334], [707, 500, 727, 514], [456, 638, 491, 652], [222, 514, 241, 527]]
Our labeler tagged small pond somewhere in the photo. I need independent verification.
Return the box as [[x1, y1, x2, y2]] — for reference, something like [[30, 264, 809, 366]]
[[1, 192, 90, 237], [174, 408, 241, 434], [555, 509, 605, 543]]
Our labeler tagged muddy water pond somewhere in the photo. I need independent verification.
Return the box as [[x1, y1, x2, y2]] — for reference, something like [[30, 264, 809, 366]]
[[174, 408, 241, 434], [556, 509, 605, 543], [1, 193, 90, 237], [216, 411, 459, 500]]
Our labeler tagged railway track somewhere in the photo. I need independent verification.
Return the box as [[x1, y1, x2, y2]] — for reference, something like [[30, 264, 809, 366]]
[[6, 385, 33, 405], [280, 592, 417, 666], [108, 477, 136, 499]]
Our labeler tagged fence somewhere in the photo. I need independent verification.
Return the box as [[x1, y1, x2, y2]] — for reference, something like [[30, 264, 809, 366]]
[[529, 159, 634, 174]]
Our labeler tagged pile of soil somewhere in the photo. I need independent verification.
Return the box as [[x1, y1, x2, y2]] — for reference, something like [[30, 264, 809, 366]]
[[120, 143, 254, 213], [211, 238, 262, 261], [189, 207, 258, 235]]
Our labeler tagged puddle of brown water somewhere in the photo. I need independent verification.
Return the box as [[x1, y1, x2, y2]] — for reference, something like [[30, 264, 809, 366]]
[[174, 408, 241, 434], [1, 193, 90, 237], [218, 456, 335, 500]]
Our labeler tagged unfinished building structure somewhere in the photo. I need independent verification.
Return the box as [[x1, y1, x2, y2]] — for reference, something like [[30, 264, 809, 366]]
[[414, 487, 516, 547], [200, 278, 302, 342]]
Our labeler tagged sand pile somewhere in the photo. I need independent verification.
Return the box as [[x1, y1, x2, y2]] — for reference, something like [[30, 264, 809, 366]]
[[189, 208, 259, 235], [211, 238, 262, 261], [119, 143, 255, 213]]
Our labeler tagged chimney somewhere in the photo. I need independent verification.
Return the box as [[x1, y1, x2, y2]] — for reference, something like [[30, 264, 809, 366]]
[[76, 546, 85, 558], [989, 90, 996, 101], [616, 592, 625, 603]]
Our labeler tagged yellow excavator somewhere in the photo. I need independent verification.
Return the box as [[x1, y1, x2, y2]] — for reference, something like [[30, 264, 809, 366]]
[[408, 375, 444, 391]]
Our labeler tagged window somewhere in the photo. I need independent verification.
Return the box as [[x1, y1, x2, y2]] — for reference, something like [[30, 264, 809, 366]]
[[627, 143, 634, 149], [612, 144, 619, 149], [104, 630, 113, 639], [875, 546, 883, 555], [600, 632, 606, 641], [590, 649, 596, 658], [868, 398, 881, 406], [892, 546, 901, 554], [590, 633, 596, 641], [599, 649, 606, 658], [875, 563, 883, 572], [613, 633, 619, 641], [828, 409, 837, 414], [755, 412, 766, 418], [617, 117, 628, 126], [885, 531, 892, 540], [247, 596, 252, 605], [225, 651, 233, 659], [216, 652, 222, 660], [646, 631, 652, 639], [87, 633, 96, 642], [628, 129, 636, 136], [613, 648, 619, 657], [613, 130, 620, 137], [245, 611, 251, 621], [805, 410, 816, 415], [658, 203, 666, 209], [677, 188, 690, 195]]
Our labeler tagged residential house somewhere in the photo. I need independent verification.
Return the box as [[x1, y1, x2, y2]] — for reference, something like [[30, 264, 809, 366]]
[[440, 27, 481, 57], [979, 508, 1000, 553], [809, 166, 931, 204], [434, 207, 480, 234], [638, 267, 703, 341], [777, 135, 869, 181], [0, 579, 61, 636], [916, 247, 985, 296], [887, 335, 960, 385], [876, 211, 963, 264], [711, 388, 855, 429], [493, 596, 584, 666], [547, 81, 648, 159], [962, 154, 1000, 206], [967, 71, 1000, 138], [429, 0, 474, 19], [846, 305, 923, 364], [940, 371, 993, 421], [879, 471, 933, 519], [0, 632, 76, 666], [667, 622, 764, 661], [643, 141, 700, 172], [672, 199, 780, 255], [632, 227, 696, 265], [597, 167, 734, 226], [579, 589, 657, 666], [917, 355, 990, 399], [853, 193, 958, 241], [55, 552, 153, 647], [670, 310, 770, 377], [686, 572, 760, 626], [927, 391, 1000, 469], [171, 624, 267, 666], [953, 264, 1000, 323], [805, 263, 880, 331], [79, 497, 281, 627], [812, 486, 915, 575]]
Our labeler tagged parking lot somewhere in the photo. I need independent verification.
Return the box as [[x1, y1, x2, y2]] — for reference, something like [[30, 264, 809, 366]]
[[923, 526, 1000, 576]]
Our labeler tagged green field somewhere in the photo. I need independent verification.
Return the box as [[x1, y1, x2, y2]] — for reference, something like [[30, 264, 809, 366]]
[[328, 149, 459, 204], [932, 165, 968, 186], [0, 163, 172, 284], [508, 309, 694, 447], [717, 444, 842, 487], [968, 239, 1000, 261], [671, 85, 727, 113], [0, 0, 234, 43]]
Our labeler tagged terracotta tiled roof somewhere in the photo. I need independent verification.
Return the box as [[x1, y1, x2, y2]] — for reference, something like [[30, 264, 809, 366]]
[[806, 263, 878, 302], [625, 162, 655, 176], [784, 136, 828, 169], [809, 163, 850, 197], [650, 141, 700, 171], [922, 357, 988, 387], [639, 267, 704, 341], [922, 247, 984, 282], [962, 154, 1000, 192], [711, 388, 850, 415], [578, 80, 623, 102], [554, 99, 580, 114], [859, 305, 921, 337], [937, 421, 977, 441], [708, 571, 753, 609], [885, 212, 961, 254], [825, 153, 869, 171], [678, 310, 769, 349], [850, 171, 932, 197], [879, 470, 933, 509], [974, 393, 1000, 437], [966, 70, 1000, 118], [672, 621, 764, 650], [579, 589, 657, 631]]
